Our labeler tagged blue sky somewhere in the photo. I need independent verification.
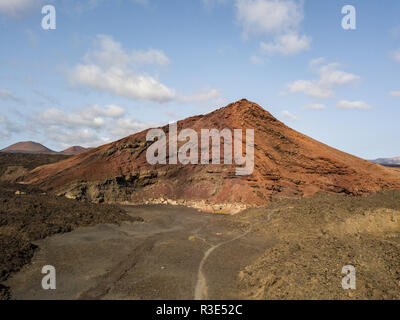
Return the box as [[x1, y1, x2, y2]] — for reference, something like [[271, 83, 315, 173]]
[[0, 0, 399, 159]]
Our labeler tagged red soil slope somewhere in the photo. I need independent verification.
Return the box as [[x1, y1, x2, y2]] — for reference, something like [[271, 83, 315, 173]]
[[22, 100, 400, 213]]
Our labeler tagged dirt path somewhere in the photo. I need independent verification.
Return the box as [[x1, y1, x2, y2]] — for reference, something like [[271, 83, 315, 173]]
[[194, 225, 253, 300], [5, 205, 270, 300]]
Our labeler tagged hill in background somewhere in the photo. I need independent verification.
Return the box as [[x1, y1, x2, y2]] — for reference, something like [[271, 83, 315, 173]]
[[1, 141, 55, 154], [1, 142, 89, 156], [60, 146, 90, 155]]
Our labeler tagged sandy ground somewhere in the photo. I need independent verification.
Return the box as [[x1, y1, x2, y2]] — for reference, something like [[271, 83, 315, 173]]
[[5, 191, 400, 300], [5, 205, 270, 300]]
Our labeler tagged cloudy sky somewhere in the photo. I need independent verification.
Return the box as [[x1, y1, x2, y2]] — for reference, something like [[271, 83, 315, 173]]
[[0, 0, 399, 158]]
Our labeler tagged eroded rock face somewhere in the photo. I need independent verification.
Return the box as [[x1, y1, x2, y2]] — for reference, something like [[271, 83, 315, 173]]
[[22, 99, 400, 213]]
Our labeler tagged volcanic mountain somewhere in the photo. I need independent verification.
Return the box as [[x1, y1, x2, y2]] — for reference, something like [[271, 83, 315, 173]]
[[22, 100, 400, 213], [1, 141, 55, 154], [60, 146, 90, 155]]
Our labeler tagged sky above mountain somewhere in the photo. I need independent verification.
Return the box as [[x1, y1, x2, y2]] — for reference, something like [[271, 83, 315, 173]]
[[0, 0, 399, 158]]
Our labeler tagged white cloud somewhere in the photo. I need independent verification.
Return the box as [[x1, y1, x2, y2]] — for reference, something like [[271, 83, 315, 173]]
[[70, 35, 176, 103], [236, 0, 303, 36], [129, 49, 170, 66], [260, 32, 310, 56], [36, 104, 127, 129], [70, 34, 220, 103], [31, 104, 155, 148], [49, 128, 111, 149], [302, 103, 327, 110], [95, 104, 125, 118], [391, 49, 400, 62], [318, 63, 360, 85], [287, 80, 333, 99], [0, 0, 37, 15], [286, 60, 360, 99], [280, 110, 298, 120], [71, 64, 177, 102], [1, 102, 154, 149], [108, 119, 152, 137], [236, 0, 310, 56], [389, 91, 400, 97], [336, 100, 372, 110]]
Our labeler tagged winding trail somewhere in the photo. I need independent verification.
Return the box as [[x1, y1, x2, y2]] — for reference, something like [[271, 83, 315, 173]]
[[5, 205, 270, 300], [194, 225, 253, 300], [193, 212, 272, 300]]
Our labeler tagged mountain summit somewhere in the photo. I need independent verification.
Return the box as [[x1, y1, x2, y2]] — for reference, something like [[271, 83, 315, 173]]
[[60, 146, 89, 155], [22, 100, 400, 213], [1, 141, 55, 154]]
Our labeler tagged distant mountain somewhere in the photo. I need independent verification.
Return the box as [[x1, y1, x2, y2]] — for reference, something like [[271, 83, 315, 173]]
[[60, 146, 89, 155], [1, 141, 56, 154], [372, 157, 400, 165], [1, 142, 91, 156]]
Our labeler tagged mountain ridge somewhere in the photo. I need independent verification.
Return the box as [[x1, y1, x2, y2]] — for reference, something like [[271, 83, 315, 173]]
[[60, 146, 90, 155], [1, 141, 55, 154], [1, 142, 89, 156]]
